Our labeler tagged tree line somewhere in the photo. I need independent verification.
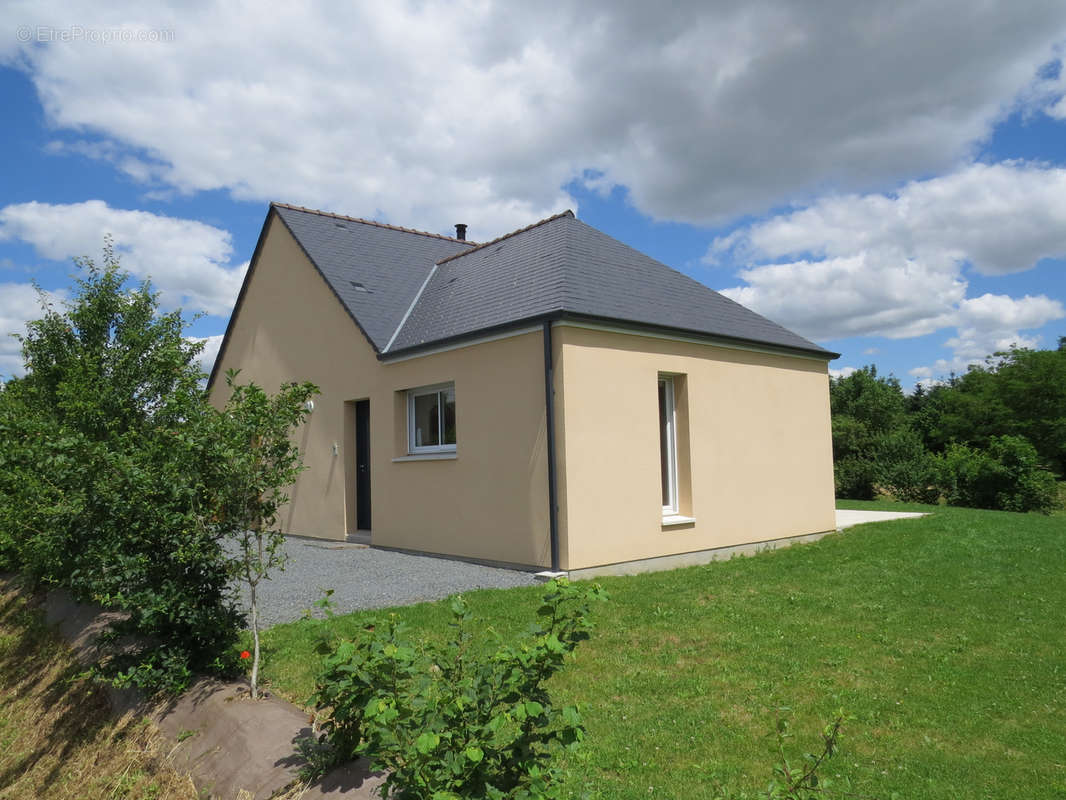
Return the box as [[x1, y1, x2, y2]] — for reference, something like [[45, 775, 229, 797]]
[[830, 340, 1066, 513]]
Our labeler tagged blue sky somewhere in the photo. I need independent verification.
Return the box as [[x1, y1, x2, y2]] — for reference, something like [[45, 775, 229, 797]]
[[2, 2, 1065, 385]]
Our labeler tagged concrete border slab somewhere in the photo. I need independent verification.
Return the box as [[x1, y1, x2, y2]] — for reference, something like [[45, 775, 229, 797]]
[[835, 509, 927, 529]]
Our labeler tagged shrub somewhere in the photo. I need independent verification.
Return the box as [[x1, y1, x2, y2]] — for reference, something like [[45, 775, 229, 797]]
[[833, 455, 877, 500], [308, 578, 607, 799], [0, 246, 322, 693], [871, 428, 940, 504], [935, 435, 1059, 513], [0, 250, 242, 691]]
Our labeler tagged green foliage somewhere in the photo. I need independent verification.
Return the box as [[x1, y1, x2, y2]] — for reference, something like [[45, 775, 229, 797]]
[[0, 247, 242, 690], [0, 243, 316, 693], [308, 578, 607, 799], [870, 428, 939, 504], [765, 712, 847, 800], [935, 436, 1059, 514], [213, 370, 318, 697], [830, 366, 907, 434], [924, 348, 1066, 474], [829, 367, 914, 500], [829, 354, 1062, 512]]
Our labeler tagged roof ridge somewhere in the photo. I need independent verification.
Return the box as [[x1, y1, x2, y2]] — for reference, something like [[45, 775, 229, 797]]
[[271, 202, 477, 245], [435, 209, 575, 265]]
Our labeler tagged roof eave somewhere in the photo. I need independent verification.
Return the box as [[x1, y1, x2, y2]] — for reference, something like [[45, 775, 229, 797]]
[[206, 207, 277, 392], [379, 310, 839, 362]]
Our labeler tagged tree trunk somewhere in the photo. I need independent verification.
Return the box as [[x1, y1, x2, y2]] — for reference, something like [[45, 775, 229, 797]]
[[250, 580, 260, 699]]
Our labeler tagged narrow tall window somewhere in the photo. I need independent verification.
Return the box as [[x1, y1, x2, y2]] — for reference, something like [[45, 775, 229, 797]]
[[408, 383, 456, 454], [658, 376, 678, 514]]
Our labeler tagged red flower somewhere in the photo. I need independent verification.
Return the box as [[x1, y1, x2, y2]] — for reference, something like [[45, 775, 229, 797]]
[[240, 650, 251, 660]]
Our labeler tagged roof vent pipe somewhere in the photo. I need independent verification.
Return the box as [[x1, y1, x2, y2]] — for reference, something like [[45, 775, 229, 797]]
[[454, 223, 467, 241]]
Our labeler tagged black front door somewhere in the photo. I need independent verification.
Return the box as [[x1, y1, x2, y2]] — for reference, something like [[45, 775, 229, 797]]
[[355, 399, 371, 530]]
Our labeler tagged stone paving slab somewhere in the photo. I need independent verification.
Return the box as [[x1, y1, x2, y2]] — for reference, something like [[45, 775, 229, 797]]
[[835, 509, 927, 529]]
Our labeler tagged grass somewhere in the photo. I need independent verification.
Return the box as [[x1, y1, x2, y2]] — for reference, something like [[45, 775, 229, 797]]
[[258, 503, 1066, 799], [0, 580, 197, 800]]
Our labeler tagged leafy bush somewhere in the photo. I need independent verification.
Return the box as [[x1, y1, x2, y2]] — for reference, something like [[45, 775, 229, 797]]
[[0, 245, 327, 691], [0, 395, 85, 575], [308, 578, 607, 799], [935, 435, 1059, 514], [830, 368, 913, 500], [832, 455, 877, 500], [0, 251, 245, 690], [871, 428, 940, 504]]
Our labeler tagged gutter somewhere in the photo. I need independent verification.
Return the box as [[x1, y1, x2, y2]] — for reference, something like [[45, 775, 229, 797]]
[[380, 310, 839, 363], [542, 320, 561, 572]]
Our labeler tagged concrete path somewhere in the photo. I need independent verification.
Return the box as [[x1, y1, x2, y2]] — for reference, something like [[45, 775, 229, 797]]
[[835, 509, 927, 529]]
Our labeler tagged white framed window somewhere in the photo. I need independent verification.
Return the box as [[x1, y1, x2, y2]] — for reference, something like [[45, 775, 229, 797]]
[[407, 382, 456, 454], [658, 375, 678, 515]]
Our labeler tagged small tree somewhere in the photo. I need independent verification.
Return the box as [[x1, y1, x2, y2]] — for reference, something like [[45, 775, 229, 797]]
[[0, 245, 245, 691], [215, 370, 318, 698]]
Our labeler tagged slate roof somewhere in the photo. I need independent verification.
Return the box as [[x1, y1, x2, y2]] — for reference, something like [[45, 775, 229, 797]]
[[252, 203, 835, 363], [271, 203, 474, 351], [386, 211, 834, 358]]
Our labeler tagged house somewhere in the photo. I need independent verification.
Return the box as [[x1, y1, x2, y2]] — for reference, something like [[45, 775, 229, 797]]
[[208, 203, 839, 576]]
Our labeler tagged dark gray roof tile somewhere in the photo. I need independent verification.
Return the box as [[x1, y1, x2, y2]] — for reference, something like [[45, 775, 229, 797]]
[[272, 203, 473, 351], [387, 211, 833, 357], [269, 204, 833, 359]]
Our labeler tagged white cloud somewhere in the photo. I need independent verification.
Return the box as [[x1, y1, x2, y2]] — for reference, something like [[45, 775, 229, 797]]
[[828, 366, 857, 379], [722, 252, 968, 341], [3, 2, 1066, 232], [710, 162, 1066, 276], [0, 201, 246, 317], [188, 333, 223, 376], [0, 282, 67, 378], [714, 162, 1066, 372], [862, 347, 879, 355]]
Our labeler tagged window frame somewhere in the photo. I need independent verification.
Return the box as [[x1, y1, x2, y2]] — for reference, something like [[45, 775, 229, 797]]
[[658, 375, 679, 516], [406, 382, 457, 455]]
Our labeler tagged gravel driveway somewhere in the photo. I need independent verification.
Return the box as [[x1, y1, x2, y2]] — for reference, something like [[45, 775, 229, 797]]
[[234, 537, 541, 628]]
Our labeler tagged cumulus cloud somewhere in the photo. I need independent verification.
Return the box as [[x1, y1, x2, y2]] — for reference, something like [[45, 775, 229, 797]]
[[0, 201, 246, 317], [828, 366, 857, 379], [3, 1, 1066, 232], [187, 333, 224, 376], [710, 162, 1066, 275], [714, 162, 1066, 374], [0, 282, 66, 378]]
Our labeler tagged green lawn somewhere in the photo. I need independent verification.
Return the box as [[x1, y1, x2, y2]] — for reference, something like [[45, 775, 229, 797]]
[[258, 503, 1066, 799]]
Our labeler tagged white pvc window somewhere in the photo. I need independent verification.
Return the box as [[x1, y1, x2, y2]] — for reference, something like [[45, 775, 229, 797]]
[[407, 383, 456, 454], [658, 376, 678, 515]]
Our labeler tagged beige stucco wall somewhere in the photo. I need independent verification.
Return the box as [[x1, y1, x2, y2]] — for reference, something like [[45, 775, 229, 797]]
[[210, 215, 554, 567], [553, 325, 836, 571], [212, 214, 835, 573]]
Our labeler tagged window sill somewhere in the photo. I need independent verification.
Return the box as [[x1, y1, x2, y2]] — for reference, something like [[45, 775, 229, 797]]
[[662, 514, 696, 527], [392, 453, 457, 462]]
